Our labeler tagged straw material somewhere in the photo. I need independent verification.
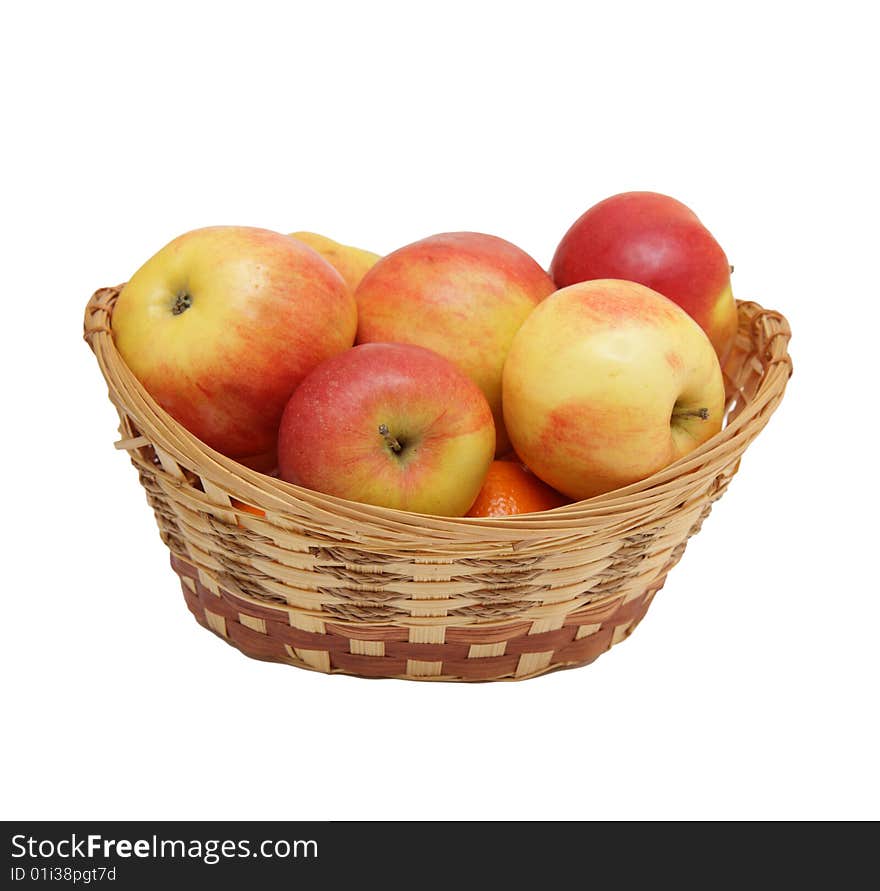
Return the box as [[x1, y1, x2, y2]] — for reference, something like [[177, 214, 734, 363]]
[[84, 285, 792, 681]]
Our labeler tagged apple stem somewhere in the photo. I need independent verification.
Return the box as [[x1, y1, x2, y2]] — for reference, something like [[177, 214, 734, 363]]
[[673, 407, 710, 421], [172, 292, 193, 315], [378, 424, 403, 453]]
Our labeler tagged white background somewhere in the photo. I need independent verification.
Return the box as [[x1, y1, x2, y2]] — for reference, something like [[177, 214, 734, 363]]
[[2, 1, 877, 821]]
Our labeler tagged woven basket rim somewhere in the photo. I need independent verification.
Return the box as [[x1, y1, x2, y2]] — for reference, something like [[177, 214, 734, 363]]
[[84, 285, 792, 540]]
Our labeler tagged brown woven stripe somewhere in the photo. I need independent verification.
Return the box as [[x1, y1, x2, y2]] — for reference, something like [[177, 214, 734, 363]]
[[331, 652, 409, 677], [384, 641, 470, 660], [180, 581, 201, 616], [171, 554, 198, 580], [504, 626, 579, 655], [554, 627, 617, 664], [324, 623, 410, 642], [444, 655, 521, 679], [444, 623, 532, 644], [226, 621, 287, 661], [264, 622, 349, 652]]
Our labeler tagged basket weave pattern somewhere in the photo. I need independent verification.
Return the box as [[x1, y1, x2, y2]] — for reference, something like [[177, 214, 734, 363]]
[[85, 286, 791, 681]]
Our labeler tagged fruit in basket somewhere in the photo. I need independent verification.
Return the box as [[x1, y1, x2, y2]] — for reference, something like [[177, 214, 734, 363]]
[[112, 226, 357, 471], [278, 343, 495, 515], [550, 191, 738, 359], [466, 460, 569, 517], [503, 279, 725, 500], [231, 498, 266, 519], [354, 232, 555, 454], [288, 231, 380, 292]]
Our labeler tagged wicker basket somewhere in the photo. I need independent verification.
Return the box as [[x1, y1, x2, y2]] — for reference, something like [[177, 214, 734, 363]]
[[84, 285, 791, 681]]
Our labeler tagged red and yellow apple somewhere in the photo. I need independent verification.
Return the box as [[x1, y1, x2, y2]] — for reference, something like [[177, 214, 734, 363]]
[[503, 279, 725, 500], [112, 226, 357, 470], [288, 231, 380, 293], [550, 192, 738, 360], [277, 343, 495, 516], [354, 232, 555, 454]]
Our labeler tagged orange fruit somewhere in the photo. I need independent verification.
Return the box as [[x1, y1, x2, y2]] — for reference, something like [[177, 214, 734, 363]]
[[230, 498, 266, 518], [466, 460, 570, 517]]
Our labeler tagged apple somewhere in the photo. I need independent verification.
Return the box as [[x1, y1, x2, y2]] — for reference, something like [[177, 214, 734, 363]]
[[112, 226, 357, 470], [288, 231, 380, 293], [550, 192, 738, 360], [502, 279, 725, 500], [277, 343, 495, 516], [354, 232, 555, 454]]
